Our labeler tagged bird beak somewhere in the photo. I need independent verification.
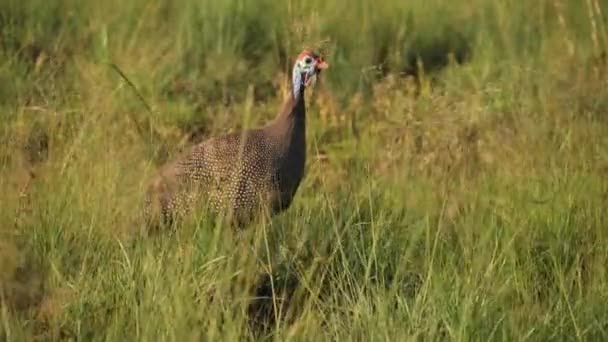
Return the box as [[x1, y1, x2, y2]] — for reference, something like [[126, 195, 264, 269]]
[[316, 58, 329, 70]]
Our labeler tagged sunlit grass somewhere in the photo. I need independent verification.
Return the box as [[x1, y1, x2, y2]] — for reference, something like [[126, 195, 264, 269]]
[[1, 0, 608, 340]]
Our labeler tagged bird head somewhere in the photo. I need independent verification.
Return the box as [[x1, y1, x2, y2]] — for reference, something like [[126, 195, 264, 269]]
[[292, 50, 329, 94]]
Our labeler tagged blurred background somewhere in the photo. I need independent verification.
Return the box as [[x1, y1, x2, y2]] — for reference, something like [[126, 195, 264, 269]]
[[1, 0, 607, 339]]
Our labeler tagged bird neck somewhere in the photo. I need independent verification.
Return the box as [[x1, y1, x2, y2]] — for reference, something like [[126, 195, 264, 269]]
[[292, 70, 306, 99], [270, 79, 306, 147], [276, 73, 306, 123]]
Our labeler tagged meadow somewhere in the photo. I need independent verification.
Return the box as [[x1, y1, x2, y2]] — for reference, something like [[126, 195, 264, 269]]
[[1, 0, 608, 340]]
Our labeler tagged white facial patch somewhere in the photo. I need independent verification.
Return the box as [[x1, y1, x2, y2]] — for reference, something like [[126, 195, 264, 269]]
[[298, 56, 315, 73]]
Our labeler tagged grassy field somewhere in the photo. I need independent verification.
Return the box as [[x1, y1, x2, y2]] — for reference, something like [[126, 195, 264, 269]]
[[1, 0, 608, 340]]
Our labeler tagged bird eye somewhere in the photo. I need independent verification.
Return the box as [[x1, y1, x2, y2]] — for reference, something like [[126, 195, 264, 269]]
[[304, 57, 313, 65]]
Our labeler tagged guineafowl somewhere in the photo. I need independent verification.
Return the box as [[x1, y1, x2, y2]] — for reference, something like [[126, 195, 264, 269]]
[[143, 50, 329, 229]]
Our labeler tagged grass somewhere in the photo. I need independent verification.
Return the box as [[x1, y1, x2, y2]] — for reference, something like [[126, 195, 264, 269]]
[[1, 0, 608, 340]]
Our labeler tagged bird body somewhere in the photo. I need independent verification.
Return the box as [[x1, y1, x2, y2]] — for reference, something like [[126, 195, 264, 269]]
[[143, 50, 328, 228]]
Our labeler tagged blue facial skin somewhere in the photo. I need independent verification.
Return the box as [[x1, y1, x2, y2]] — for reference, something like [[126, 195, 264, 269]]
[[292, 55, 318, 98]]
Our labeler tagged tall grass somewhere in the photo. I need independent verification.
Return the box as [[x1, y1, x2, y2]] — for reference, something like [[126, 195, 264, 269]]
[[1, 0, 608, 340]]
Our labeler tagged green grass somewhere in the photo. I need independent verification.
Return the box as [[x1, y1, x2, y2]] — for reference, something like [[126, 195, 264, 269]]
[[2, 0, 608, 340]]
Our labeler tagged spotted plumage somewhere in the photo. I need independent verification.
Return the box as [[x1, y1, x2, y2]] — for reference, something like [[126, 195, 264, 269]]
[[143, 50, 329, 229]]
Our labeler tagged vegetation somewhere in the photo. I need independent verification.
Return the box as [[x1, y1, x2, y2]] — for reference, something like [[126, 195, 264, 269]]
[[1, 0, 608, 340]]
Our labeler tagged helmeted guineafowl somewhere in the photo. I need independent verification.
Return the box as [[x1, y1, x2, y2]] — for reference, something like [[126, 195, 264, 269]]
[[143, 50, 329, 229]]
